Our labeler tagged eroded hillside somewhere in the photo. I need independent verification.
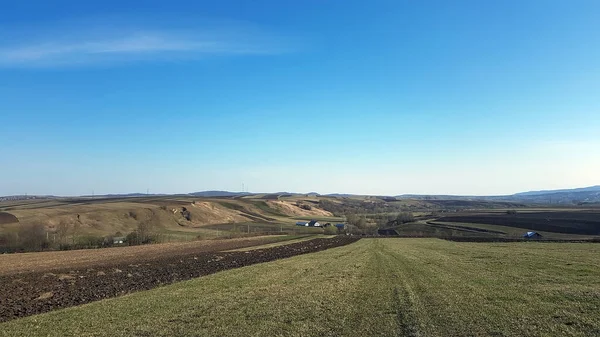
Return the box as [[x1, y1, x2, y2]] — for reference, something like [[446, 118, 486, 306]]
[[0, 196, 334, 241]]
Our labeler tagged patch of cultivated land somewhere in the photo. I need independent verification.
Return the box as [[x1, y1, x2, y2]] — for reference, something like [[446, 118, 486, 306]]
[[0, 212, 18, 224], [2, 239, 600, 336], [225, 235, 325, 252], [428, 221, 599, 239], [0, 237, 357, 322], [437, 211, 600, 235], [0, 236, 298, 276]]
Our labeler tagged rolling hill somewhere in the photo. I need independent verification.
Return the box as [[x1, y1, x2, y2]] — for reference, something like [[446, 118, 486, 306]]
[[398, 185, 600, 204]]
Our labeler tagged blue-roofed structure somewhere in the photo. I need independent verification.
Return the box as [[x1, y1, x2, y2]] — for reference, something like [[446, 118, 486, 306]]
[[523, 231, 542, 239], [296, 221, 308, 226]]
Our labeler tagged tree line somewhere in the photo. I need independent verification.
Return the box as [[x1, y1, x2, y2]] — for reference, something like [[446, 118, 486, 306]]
[[0, 220, 163, 253], [343, 212, 415, 235], [318, 199, 415, 217]]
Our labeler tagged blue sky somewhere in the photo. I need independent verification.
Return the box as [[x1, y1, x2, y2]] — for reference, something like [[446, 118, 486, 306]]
[[1, 0, 599, 196]]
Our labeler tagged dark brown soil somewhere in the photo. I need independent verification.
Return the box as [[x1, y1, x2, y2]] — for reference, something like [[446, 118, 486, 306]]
[[0, 237, 358, 322], [0, 236, 298, 276], [437, 211, 600, 235], [0, 212, 18, 224]]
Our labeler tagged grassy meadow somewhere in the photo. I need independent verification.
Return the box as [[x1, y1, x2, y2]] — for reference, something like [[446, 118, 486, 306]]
[[2, 239, 599, 337]]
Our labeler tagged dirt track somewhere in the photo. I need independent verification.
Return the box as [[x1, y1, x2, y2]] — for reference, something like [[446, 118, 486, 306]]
[[0, 237, 358, 322]]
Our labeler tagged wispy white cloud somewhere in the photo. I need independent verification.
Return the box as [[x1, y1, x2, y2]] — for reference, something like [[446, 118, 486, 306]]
[[0, 20, 292, 67]]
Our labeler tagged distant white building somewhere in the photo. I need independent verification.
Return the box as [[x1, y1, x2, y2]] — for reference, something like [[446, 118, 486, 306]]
[[295, 220, 322, 227], [307, 220, 321, 227]]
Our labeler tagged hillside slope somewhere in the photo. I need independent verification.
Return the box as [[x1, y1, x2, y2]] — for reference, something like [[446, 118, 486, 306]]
[[0, 197, 334, 240]]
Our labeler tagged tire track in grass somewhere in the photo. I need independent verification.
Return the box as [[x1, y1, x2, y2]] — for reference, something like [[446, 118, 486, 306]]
[[382, 242, 420, 337], [392, 286, 420, 337], [384, 239, 493, 336], [348, 239, 398, 335], [368, 239, 421, 337]]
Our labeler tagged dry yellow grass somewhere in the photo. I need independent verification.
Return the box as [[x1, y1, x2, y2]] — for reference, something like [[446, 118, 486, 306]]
[[266, 200, 333, 217], [0, 197, 335, 241]]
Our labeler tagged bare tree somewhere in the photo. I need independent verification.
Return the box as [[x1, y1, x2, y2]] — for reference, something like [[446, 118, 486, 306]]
[[56, 221, 70, 244], [18, 224, 48, 251], [72, 221, 82, 244], [136, 219, 157, 244], [396, 212, 415, 224]]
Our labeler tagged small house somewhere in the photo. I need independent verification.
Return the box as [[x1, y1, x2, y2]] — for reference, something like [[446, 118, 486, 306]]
[[523, 231, 542, 239], [307, 220, 321, 227], [296, 221, 309, 226]]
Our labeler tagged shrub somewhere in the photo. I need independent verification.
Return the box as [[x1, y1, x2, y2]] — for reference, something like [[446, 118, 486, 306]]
[[126, 231, 142, 245], [396, 212, 415, 224], [18, 223, 48, 251], [295, 201, 312, 211], [323, 226, 338, 235]]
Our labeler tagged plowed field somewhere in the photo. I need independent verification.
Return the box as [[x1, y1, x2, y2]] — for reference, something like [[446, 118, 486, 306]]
[[0, 237, 358, 322]]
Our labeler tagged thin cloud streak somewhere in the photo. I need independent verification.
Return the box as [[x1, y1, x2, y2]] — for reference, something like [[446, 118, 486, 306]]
[[0, 23, 291, 67]]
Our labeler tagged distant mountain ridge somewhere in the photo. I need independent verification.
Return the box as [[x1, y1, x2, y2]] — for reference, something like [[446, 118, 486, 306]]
[[2, 185, 599, 204], [188, 191, 251, 197], [514, 185, 600, 196], [398, 185, 600, 204], [80, 193, 168, 198]]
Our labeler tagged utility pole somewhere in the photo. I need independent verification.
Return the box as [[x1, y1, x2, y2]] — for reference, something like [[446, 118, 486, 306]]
[[247, 224, 250, 234]]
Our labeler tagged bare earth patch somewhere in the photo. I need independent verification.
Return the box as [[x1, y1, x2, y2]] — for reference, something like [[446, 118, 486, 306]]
[[0, 236, 292, 276], [0, 237, 358, 322]]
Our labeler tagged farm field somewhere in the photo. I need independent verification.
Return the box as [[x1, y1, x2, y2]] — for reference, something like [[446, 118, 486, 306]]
[[0, 236, 357, 322], [6, 194, 596, 253], [2, 239, 599, 336], [0, 235, 302, 276], [427, 221, 599, 240], [437, 211, 600, 235], [202, 222, 325, 235], [225, 235, 327, 251]]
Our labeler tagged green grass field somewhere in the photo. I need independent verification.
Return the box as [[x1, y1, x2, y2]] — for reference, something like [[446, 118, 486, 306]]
[[2, 239, 599, 336]]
